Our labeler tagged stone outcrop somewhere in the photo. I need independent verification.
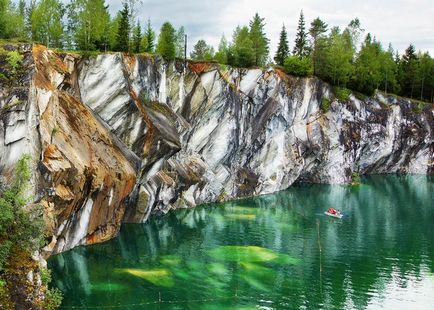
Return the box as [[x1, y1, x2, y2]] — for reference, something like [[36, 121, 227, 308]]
[[1, 44, 433, 254]]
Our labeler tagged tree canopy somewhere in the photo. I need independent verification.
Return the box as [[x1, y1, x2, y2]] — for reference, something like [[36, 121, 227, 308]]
[[0, 2, 433, 102], [156, 21, 176, 60]]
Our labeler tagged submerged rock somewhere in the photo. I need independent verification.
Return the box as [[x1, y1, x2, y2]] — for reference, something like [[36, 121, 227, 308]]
[[0, 44, 433, 255]]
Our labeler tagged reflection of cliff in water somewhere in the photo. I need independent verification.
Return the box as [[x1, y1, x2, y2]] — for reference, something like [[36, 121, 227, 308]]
[[49, 175, 434, 309]]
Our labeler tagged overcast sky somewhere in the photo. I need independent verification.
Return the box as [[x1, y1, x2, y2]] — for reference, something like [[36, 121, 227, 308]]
[[108, 0, 434, 56]]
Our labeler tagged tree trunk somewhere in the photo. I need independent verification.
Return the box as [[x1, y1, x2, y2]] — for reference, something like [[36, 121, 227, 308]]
[[420, 78, 424, 101], [410, 80, 414, 99]]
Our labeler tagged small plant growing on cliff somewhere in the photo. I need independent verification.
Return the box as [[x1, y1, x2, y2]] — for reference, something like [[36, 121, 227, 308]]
[[6, 51, 23, 72], [351, 172, 361, 186], [320, 98, 331, 113], [0, 155, 62, 308], [283, 56, 313, 77], [334, 87, 351, 102]]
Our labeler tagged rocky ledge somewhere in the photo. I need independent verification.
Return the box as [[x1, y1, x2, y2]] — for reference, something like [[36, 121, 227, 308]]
[[1, 45, 433, 254]]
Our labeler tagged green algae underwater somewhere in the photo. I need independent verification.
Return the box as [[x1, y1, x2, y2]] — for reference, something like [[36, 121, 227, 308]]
[[49, 175, 434, 309]]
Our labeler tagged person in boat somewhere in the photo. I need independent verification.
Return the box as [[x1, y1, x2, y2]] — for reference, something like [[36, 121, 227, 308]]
[[328, 208, 338, 215]]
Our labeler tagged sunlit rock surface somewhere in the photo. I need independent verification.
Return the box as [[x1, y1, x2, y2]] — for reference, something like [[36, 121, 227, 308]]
[[1, 45, 433, 253]]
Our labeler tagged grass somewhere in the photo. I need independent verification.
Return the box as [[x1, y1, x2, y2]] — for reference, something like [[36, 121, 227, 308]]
[[320, 97, 331, 113], [334, 87, 351, 102]]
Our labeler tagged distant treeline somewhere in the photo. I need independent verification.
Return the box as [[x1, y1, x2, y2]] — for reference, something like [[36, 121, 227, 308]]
[[0, 0, 433, 102]]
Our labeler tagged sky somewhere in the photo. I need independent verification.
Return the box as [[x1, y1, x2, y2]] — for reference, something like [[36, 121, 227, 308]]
[[108, 0, 434, 56]]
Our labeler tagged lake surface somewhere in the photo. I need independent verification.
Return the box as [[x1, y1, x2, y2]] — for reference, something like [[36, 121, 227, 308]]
[[49, 175, 434, 309]]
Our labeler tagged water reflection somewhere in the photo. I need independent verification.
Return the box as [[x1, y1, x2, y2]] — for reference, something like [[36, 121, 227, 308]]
[[49, 175, 434, 309]]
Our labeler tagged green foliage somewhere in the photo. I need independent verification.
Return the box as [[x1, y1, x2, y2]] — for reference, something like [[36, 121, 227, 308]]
[[309, 17, 328, 75], [334, 87, 351, 102], [320, 97, 331, 113], [274, 24, 289, 66], [132, 20, 141, 53], [30, 0, 64, 48], [229, 26, 254, 68], [249, 13, 269, 66], [293, 10, 309, 57], [67, 0, 111, 51], [283, 56, 313, 77], [214, 36, 228, 64], [190, 39, 214, 61], [0, 155, 45, 271], [141, 19, 155, 53], [0, 72, 8, 82], [44, 288, 63, 310], [350, 35, 382, 95], [115, 2, 130, 52], [351, 172, 361, 185], [156, 22, 176, 60], [319, 26, 354, 87], [0, 0, 27, 40], [0, 155, 60, 308], [6, 50, 23, 71]]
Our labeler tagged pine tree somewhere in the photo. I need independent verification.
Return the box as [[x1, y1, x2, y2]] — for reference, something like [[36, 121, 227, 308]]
[[132, 20, 141, 53], [156, 21, 176, 60], [293, 10, 309, 57], [309, 17, 328, 74], [141, 19, 155, 53], [116, 2, 130, 52], [249, 13, 269, 66], [400, 44, 417, 98], [274, 24, 289, 66]]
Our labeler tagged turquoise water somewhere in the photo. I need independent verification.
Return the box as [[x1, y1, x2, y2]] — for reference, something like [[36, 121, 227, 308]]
[[49, 175, 434, 309]]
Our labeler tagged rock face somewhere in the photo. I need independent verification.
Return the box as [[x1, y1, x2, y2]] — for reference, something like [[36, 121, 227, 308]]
[[1, 45, 433, 254]]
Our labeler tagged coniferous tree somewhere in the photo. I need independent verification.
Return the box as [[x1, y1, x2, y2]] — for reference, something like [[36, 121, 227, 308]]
[[132, 20, 141, 53], [379, 43, 398, 94], [141, 19, 155, 53], [249, 13, 269, 66], [156, 21, 176, 60], [351, 34, 382, 95], [293, 10, 309, 57], [416, 52, 432, 101], [399, 44, 417, 98], [274, 24, 289, 66], [309, 17, 328, 74], [116, 2, 130, 52]]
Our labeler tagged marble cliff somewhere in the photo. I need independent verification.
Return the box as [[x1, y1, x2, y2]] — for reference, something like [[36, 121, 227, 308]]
[[1, 44, 433, 254]]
